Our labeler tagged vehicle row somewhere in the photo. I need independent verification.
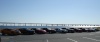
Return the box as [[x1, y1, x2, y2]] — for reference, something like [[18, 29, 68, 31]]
[[0, 28, 99, 36]]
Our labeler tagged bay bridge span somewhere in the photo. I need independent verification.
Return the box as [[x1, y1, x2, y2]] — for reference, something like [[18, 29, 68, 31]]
[[0, 22, 100, 28]]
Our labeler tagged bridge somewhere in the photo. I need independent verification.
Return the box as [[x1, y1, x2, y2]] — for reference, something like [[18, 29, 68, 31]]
[[0, 22, 100, 28]]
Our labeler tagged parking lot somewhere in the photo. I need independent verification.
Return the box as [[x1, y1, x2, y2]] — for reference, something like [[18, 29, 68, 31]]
[[1, 31, 100, 42]]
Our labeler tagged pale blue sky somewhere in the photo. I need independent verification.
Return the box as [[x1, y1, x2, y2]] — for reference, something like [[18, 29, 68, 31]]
[[0, 0, 100, 24]]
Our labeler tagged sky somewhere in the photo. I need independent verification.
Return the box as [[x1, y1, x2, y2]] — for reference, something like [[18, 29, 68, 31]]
[[0, 0, 100, 24]]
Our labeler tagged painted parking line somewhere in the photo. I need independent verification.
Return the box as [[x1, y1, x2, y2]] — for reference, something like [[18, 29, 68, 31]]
[[18, 40, 44, 42], [46, 39, 49, 42], [95, 36, 100, 37], [1, 37, 14, 39], [1, 38, 9, 39], [96, 32, 100, 33], [89, 34, 94, 35], [83, 37, 100, 41], [67, 38, 78, 42]]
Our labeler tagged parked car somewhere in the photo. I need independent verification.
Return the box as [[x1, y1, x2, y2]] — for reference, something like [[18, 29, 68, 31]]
[[31, 28, 47, 34], [67, 28, 75, 33], [61, 28, 67, 29], [75, 28, 83, 32], [18, 28, 35, 35], [41, 28, 56, 34], [55, 28, 68, 33], [78, 28, 88, 32], [80, 28, 96, 32], [87, 28, 96, 32], [96, 27, 100, 31], [1, 28, 21, 36], [62, 28, 75, 33], [70, 28, 82, 33], [95, 28, 100, 31]]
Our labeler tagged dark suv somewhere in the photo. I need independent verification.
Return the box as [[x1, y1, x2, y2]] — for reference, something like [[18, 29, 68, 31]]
[[18, 28, 35, 35]]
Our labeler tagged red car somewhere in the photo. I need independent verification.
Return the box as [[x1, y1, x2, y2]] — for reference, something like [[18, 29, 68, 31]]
[[31, 28, 47, 34], [41, 28, 56, 34]]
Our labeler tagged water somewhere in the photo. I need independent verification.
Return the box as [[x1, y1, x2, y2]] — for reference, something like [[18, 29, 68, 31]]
[[0, 26, 71, 29]]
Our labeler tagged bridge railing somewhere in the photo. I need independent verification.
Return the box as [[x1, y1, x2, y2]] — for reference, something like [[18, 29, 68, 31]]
[[0, 22, 100, 27]]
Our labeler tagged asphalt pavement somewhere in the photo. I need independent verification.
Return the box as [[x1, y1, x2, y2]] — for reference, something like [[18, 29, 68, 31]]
[[1, 32, 100, 42]]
